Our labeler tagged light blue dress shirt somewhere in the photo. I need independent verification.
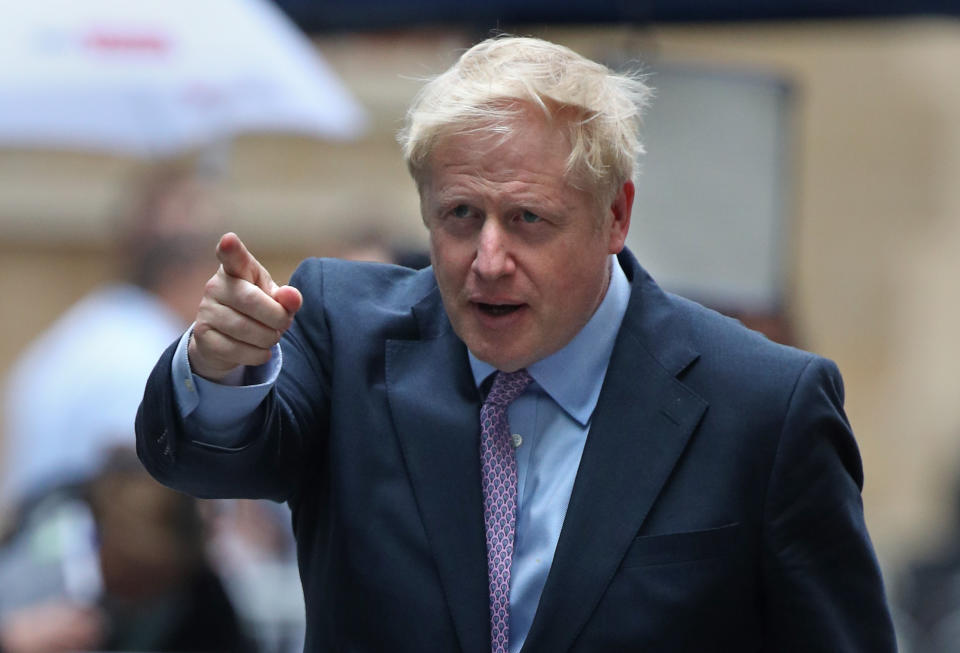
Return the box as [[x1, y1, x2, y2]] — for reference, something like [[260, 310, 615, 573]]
[[171, 256, 631, 653]]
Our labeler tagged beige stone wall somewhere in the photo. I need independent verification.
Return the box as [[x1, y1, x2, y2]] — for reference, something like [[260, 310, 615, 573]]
[[2, 21, 959, 581]]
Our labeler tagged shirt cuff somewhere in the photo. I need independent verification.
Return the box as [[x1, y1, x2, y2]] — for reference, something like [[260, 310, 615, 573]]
[[171, 325, 281, 442]]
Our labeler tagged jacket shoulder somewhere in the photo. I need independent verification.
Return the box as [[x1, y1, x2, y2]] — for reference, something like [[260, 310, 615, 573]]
[[290, 258, 436, 312]]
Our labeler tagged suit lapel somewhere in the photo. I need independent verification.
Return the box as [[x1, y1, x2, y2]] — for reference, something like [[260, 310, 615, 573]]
[[523, 252, 708, 652], [385, 288, 490, 653]]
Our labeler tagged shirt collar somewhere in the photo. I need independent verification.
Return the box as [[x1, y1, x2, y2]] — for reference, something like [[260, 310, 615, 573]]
[[468, 254, 631, 426]]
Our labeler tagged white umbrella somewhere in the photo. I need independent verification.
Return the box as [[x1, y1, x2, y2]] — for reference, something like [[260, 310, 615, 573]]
[[0, 0, 368, 156]]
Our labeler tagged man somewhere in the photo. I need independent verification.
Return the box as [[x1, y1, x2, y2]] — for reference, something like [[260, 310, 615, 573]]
[[137, 36, 896, 651]]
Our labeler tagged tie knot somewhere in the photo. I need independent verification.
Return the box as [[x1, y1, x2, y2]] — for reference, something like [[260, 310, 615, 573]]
[[485, 369, 533, 407]]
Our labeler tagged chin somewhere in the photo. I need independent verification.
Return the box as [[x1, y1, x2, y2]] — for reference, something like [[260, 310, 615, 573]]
[[481, 349, 533, 373], [466, 343, 517, 372]]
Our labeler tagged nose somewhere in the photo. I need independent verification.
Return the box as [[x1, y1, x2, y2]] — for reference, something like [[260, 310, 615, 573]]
[[471, 218, 515, 280]]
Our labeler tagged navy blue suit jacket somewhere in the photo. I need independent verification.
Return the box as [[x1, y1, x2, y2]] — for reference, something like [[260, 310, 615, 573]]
[[137, 249, 896, 652]]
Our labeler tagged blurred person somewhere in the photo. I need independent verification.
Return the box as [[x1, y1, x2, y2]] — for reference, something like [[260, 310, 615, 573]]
[[0, 448, 255, 653], [204, 498, 304, 653], [336, 230, 430, 270], [337, 230, 398, 265], [0, 600, 105, 653], [89, 448, 256, 652], [1, 162, 306, 650], [1, 162, 220, 513], [137, 36, 895, 652], [896, 465, 960, 653], [719, 309, 795, 347]]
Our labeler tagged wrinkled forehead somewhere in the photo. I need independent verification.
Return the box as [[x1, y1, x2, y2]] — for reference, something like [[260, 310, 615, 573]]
[[414, 105, 591, 194]]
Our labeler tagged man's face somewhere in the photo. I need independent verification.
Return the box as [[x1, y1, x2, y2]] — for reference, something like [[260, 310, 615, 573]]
[[421, 111, 633, 372]]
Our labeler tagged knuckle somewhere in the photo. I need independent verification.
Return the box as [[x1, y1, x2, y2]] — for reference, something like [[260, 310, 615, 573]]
[[203, 275, 219, 294], [211, 343, 243, 368], [251, 328, 275, 350], [196, 330, 225, 355], [191, 321, 214, 341], [252, 347, 274, 366], [235, 282, 266, 312], [196, 294, 216, 317]]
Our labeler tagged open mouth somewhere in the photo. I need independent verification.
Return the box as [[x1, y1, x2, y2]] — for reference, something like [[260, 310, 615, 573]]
[[476, 302, 522, 316]]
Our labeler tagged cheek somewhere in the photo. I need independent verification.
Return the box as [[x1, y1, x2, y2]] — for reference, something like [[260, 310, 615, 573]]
[[430, 243, 471, 295], [542, 258, 605, 315], [432, 232, 474, 268], [547, 255, 590, 291]]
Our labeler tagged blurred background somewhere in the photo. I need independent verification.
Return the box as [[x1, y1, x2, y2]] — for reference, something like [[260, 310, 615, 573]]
[[1, 1, 959, 651]]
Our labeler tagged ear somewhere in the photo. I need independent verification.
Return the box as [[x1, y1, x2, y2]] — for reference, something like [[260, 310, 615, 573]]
[[606, 180, 634, 254]]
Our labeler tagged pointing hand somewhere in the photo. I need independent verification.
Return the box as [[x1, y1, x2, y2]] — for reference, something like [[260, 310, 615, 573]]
[[189, 233, 303, 382]]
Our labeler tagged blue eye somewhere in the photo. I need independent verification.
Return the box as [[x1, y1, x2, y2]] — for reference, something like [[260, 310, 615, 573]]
[[521, 210, 541, 224], [453, 204, 471, 218]]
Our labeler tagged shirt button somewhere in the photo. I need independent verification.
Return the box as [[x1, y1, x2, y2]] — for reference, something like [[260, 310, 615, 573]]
[[184, 377, 195, 392], [511, 433, 523, 449]]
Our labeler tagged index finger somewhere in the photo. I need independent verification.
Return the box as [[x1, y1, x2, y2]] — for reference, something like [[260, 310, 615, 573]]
[[216, 232, 277, 294]]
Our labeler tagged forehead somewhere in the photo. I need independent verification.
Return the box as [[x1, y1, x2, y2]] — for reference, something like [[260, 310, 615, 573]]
[[421, 114, 574, 192]]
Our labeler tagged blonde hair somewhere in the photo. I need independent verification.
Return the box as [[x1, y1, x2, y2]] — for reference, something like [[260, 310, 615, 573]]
[[398, 36, 652, 204]]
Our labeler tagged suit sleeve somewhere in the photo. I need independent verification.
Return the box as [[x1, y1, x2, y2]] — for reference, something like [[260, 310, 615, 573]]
[[136, 259, 332, 503], [759, 357, 896, 651]]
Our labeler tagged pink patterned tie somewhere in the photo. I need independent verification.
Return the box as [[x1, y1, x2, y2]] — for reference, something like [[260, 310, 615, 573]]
[[480, 369, 533, 653]]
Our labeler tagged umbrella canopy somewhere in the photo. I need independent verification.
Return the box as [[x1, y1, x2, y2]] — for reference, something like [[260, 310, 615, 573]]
[[0, 0, 368, 156]]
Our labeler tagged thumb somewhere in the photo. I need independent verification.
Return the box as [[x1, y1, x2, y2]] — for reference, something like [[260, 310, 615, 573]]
[[273, 285, 303, 317]]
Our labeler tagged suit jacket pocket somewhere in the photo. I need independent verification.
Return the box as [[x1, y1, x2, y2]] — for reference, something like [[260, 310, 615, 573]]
[[621, 522, 741, 569]]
